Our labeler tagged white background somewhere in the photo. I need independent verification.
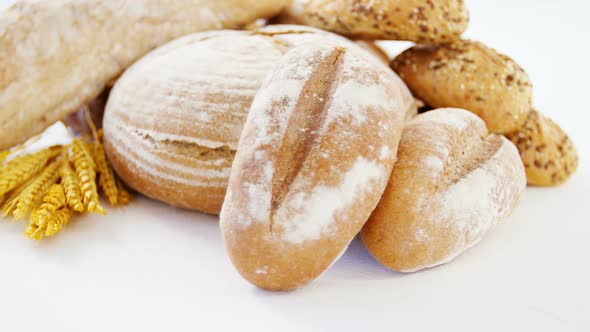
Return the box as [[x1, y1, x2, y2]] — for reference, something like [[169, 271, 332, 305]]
[[1, 0, 589, 331]]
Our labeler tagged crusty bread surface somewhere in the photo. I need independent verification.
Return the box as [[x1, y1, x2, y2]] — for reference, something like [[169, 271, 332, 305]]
[[361, 108, 526, 272], [220, 44, 408, 290]]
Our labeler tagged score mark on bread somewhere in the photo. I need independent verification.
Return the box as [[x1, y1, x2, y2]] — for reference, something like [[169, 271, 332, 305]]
[[269, 47, 344, 228]]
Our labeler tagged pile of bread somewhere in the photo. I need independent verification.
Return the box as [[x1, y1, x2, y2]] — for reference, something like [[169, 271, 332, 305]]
[[0, 0, 578, 291]]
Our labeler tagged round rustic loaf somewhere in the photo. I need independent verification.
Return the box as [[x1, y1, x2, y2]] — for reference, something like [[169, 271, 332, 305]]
[[220, 44, 408, 290], [0, 0, 289, 150], [282, 0, 469, 43], [392, 40, 578, 185], [361, 108, 526, 272], [103, 25, 416, 214]]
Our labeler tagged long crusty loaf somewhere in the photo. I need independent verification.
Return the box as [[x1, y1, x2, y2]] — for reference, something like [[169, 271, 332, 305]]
[[220, 43, 408, 290], [0, 0, 288, 150]]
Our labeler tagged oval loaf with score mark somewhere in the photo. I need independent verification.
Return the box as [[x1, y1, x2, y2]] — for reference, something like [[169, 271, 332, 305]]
[[220, 44, 408, 291]]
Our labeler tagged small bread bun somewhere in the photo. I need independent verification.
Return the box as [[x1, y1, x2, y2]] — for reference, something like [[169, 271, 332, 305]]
[[392, 40, 533, 134], [0, 0, 289, 150], [392, 40, 578, 185], [103, 25, 416, 214], [283, 0, 469, 43], [220, 44, 408, 290], [506, 109, 578, 186], [361, 108, 526, 272]]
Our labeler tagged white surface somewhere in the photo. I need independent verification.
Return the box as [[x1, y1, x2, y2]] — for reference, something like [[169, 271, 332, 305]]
[[1, 0, 589, 331]]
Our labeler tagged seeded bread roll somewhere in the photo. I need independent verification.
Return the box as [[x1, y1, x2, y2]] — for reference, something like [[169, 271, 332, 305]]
[[271, 8, 392, 66], [283, 0, 469, 43], [361, 108, 526, 272], [392, 40, 578, 185], [392, 40, 532, 134], [103, 25, 416, 214], [0, 0, 289, 150], [506, 109, 578, 186], [220, 44, 408, 291]]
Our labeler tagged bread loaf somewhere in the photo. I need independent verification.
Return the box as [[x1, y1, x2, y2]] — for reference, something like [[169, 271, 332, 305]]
[[220, 44, 408, 290], [392, 40, 578, 185], [361, 108, 526, 272], [283, 0, 469, 43], [103, 25, 417, 214], [0, 0, 289, 150]]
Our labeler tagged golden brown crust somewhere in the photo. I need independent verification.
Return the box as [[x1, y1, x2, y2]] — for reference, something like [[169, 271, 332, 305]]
[[392, 40, 533, 134], [0, 0, 289, 150], [506, 109, 578, 186], [284, 0, 469, 43], [392, 40, 579, 185], [220, 44, 409, 290], [104, 137, 226, 214], [361, 108, 526, 272]]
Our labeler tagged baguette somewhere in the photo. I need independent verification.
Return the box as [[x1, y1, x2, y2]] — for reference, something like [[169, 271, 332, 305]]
[[0, 0, 288, 150]]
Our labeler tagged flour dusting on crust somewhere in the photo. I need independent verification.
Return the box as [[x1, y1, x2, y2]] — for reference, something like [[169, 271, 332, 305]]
[[391, 109, 526, 272], [276, 157, 385, 243]]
